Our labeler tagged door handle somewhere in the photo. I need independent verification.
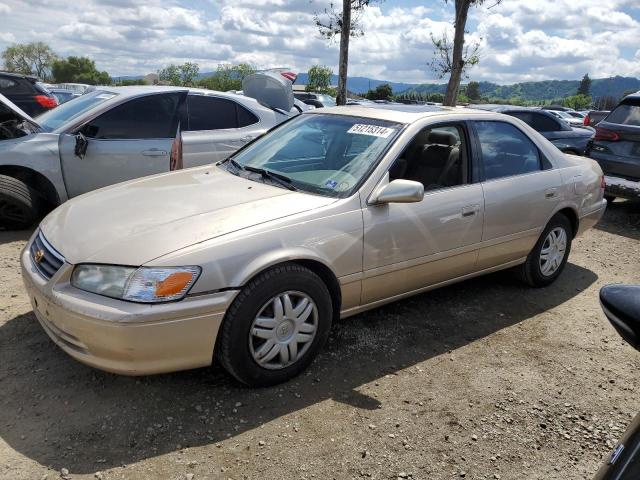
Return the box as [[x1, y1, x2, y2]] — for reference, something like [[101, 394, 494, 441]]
[[142, 149, 167, 157], [545, 188, 558, 199], [461, 205, 480, 217]]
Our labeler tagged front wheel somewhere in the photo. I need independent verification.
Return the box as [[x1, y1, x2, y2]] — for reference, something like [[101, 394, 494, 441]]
[[216, 263, 333, 387], [518, 213, 573, 287], [0, 174, 40, 230]]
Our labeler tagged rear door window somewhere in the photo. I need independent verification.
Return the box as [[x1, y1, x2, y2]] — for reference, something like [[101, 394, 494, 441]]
[[606, 98, 640, 126], [474, 121, 542, 181], [83, 93, 182, 139], [185, 95, 259, 131], [507, 112, 560, 132]]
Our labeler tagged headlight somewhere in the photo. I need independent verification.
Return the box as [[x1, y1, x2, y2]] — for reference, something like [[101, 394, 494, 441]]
[[71, 265, 201, 303]]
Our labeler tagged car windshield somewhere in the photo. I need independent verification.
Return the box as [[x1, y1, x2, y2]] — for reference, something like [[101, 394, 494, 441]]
[[227, 113, 402, 197], [35, 90, 118, 131]]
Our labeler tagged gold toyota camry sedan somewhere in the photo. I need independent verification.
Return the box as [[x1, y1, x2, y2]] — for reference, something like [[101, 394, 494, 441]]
[[21, 105, 607, 386]]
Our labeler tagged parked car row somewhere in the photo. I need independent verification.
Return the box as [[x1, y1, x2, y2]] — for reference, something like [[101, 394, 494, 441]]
[[0, 72, 306, 228]]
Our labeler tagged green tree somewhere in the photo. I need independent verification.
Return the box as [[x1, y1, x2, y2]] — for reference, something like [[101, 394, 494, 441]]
[[365, 83, 393, 100], [465, 81, 481, 101], [158, 62, 200, 87], [2, 42, 58, 80], [197, 63, 257, 91], [577, 74, 591, 96], [563, 94, 592, 110], [315, 1, 379, 105], [306, 65, 333, 93], [52, 56, 110, 85], [158, 65, 181, 85]]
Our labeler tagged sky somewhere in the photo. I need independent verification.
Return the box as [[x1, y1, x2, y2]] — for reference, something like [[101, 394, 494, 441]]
[[0, 0, 639, 85]]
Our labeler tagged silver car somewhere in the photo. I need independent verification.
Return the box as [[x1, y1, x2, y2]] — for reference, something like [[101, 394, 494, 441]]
[[21, 105, 607, 386], [0, 72, 302, 228]]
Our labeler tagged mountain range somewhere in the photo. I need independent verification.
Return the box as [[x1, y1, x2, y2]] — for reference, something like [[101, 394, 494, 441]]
[[398, 76, 640, 101], [294, 73, 639, 101], [117, 71, 640, 102]]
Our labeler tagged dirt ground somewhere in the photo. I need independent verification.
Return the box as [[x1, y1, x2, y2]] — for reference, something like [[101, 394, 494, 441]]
[[1, 200, 639, 480]]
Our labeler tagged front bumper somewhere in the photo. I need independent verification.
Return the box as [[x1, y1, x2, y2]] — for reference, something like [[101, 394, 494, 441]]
[[21, 246, 238, 375], [604, 175, 640, 200]]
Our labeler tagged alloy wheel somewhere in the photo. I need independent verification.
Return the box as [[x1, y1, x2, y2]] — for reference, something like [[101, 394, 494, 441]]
[[539, 226, 567, 277]]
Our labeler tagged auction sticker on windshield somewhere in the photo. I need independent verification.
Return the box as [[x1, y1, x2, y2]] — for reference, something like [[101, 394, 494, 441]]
[[347, 124, 395, 138]]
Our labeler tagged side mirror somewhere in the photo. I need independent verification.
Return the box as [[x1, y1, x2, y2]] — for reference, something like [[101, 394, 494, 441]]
[[600, 285, 640, 351], [74, 132, 88, 159], [370, 179, 424, 205]]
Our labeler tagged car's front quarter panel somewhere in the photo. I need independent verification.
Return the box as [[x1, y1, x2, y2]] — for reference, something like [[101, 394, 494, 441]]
[[0, 133, 68, 201], [150, 195, 365, 312]]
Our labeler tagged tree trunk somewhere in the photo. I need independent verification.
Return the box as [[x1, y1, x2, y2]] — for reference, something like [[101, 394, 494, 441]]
[[336, 0, 351, 106], [444, 0, 470, 107]]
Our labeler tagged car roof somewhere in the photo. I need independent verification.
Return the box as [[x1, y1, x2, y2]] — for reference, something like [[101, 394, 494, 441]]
[[308, 104, 480, 123], [0, 71, 38, 81], [86, 85, 263, 108]]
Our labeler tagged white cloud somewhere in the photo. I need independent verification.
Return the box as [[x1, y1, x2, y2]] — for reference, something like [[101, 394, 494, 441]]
[[0, 0, 638, 84]]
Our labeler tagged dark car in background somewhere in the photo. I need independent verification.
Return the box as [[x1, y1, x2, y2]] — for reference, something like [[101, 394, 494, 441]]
[[293, 92, 336, 108], [586, 93, 640, 201], [583, 110, 610, 128], [0, 71, 58, 116], [472, 105, 593, 155], [48, 88, 81, 105]]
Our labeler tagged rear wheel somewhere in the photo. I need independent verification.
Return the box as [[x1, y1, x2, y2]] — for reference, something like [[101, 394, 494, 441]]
[[216, 263, 333, 387], [0, 174, 40, 230], [518, 213, 572, 287]]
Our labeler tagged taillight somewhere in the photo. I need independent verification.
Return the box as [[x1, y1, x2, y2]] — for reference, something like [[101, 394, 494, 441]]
[[34, 95, 58, 108], [583, 115, 590, 126], [594, 127, 620, 142]]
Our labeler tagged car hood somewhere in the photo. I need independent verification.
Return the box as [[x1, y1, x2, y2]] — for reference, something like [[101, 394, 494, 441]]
[[40, 166, 336, 265], [0, 93, 39, 127]]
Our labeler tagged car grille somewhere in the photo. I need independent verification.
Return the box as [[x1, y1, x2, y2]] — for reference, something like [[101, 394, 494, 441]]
[[30, 231, 65, 280]]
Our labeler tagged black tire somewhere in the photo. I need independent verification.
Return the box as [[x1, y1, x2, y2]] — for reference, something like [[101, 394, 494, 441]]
[[0, 174, 40, 230], [518, 213, 573, 287], [604, 195, 616, 204], [216, 263, 333, 387]]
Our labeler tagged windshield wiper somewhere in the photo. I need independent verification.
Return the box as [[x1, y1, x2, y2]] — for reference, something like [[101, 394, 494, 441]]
[[242, 165, 297, 191]]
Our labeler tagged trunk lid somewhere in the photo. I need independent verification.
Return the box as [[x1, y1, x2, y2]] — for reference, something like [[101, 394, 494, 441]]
[[242, 71, 295, 113]]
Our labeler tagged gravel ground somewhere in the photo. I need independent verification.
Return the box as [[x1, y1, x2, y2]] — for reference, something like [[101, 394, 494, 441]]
[[1, 199, 639, 480]]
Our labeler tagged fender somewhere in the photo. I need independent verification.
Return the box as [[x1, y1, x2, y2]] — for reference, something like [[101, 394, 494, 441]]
[[0, 133, 68, 202]]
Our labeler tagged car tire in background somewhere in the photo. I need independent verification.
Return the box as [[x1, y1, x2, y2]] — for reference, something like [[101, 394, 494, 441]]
[[0, 174, 40, 230], [518, 213, 573, 287], [216, 263, 333, 387]]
